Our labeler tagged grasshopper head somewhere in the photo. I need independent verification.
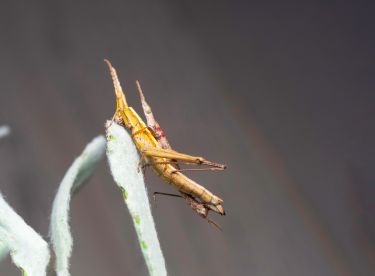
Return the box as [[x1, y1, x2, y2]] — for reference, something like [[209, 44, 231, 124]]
[[105, 59, 132, 128]]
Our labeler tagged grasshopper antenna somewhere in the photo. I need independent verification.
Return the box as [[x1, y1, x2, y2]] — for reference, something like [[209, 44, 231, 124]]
[[207, 218, 222, 231]]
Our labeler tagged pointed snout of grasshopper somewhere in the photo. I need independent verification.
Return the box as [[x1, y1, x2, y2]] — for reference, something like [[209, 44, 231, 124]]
[[105, 59, 134, 127], [104, 59, 129, 109]]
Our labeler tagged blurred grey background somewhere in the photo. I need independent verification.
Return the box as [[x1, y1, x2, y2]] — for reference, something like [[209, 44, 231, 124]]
[[0, 1, 374, 275]]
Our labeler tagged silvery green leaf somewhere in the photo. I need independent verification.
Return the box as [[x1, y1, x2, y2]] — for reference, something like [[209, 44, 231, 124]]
[[0, 193, 50, 276], [0, 125, 11, 261], [106, 122, 167, 276], [50, 136, 106, 276], [0, 241, 8, 261]]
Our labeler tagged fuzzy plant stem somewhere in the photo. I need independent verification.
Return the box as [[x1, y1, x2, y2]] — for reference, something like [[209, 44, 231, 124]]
[[0, 193, 50, 276], [106, 122, 167, 276], [49, 136, 106, 276], [0, 125, 50, 275]]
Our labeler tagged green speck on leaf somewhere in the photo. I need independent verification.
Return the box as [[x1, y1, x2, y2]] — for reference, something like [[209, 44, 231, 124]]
[[141, 240, 148, 250], [107, 134, 115, 141], [135, 215, 141, 225], [119, 186, 128, 200]]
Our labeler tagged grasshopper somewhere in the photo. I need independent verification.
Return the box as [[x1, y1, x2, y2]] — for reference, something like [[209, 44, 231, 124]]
[[104, 60, 226, 227]]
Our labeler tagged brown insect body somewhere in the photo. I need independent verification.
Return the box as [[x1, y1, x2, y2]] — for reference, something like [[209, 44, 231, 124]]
[[105, 60, 225, 220]]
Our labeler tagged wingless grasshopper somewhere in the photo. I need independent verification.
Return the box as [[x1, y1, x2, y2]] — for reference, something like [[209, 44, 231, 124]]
[[104, 60, 226, 228]]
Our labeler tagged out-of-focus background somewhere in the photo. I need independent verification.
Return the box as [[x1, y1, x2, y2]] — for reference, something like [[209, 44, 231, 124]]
[[0, 1, 374, 275]]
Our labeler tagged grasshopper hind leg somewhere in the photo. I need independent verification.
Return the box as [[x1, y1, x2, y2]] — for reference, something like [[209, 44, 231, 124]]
[[153, 191, 222, 230], [181, 192, 223, 230], [205, 216, 222, 231]]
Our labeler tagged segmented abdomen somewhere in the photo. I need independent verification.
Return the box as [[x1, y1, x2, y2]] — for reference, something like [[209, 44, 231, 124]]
[[151, 158, 223, 206]]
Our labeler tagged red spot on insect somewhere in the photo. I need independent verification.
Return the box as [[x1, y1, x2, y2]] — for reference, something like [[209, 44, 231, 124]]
[[155, 126, 165, 137]]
